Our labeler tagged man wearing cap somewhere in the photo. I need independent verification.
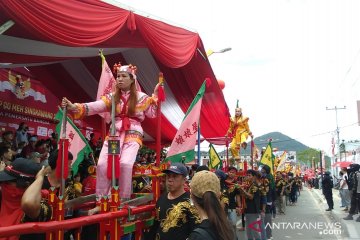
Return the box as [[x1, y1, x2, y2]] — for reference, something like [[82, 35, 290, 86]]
[[146, 162, 200, 240], [0, 158, 41, 240], [20, 150, 96, 240]]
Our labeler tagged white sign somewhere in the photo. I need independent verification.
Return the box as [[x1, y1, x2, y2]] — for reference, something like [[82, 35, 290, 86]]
[[37, 126, 48, 137]]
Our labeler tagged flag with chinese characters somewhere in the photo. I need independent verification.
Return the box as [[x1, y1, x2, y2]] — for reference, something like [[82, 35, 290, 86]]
[[208, 144, 221, 169], [260, 142, 274, 175], [166, 81, 206, 163], [276, 151, 287, 172], [55, 108, 93, 175]]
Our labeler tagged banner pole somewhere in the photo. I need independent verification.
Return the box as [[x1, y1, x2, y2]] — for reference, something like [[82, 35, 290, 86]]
[[61, 107, 67, 197]]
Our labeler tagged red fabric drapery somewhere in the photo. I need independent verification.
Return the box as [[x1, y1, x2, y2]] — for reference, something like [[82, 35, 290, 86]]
[[0, 0, 129, 46], [0, 0, 231, 145], [0, 0, 200, 68], [156, 45, 230, 139], [136, 15, 200, 68]]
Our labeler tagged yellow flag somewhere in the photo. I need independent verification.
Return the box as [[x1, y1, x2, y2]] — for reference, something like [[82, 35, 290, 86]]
[[209, 144, 221, 169], [260, 143, 273, 174]]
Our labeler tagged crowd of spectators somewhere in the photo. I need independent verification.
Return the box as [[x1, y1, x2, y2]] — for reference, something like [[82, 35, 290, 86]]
[[0, 121, 99, 240]]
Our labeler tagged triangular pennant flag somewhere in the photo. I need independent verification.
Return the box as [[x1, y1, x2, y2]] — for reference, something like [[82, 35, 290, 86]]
[[260, 142, 274, 175], [55, 108, 93, 175], [166, 81, 206, 163], [208, 144, 222, 169], [96, 51, 116, 123]]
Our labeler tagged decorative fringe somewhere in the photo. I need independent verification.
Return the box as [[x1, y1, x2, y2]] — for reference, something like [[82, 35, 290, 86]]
[[158, 72, 166, 102], [107, 154, 120, 179], [56, 139, 69, 179]]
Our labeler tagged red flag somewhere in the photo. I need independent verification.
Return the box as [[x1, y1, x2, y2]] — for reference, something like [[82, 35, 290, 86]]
[[107, 155, 120, 179], [106, 137, 120, 179], [56, 139, 69, 179]]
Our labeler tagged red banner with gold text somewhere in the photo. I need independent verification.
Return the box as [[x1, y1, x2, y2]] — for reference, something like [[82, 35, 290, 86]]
[[0, 68, 59, 137]]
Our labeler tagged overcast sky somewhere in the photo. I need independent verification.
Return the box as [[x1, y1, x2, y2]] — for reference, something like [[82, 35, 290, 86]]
[[112, 0, 360, 154]]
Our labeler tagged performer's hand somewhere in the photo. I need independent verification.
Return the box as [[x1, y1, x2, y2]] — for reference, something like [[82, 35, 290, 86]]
[[62, 97, 76, 111]]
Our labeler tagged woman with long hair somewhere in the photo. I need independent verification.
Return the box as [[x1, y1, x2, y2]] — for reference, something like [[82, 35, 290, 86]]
[[62, 63, 159, 214], [188, 170, 235, 240]]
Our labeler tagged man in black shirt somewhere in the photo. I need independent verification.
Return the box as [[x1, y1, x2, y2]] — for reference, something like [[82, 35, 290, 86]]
[[239, 169, 261, 240], [146, 162, 200, 240], [322, 171, 334, 211], [223, 167, 240, 232]]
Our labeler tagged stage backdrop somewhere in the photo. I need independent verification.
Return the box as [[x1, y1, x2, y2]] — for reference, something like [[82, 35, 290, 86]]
[[0, 68, 101, 140]]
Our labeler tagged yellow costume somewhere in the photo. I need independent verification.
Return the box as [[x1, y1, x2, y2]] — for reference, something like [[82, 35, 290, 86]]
[[227, 108, 252, 160]]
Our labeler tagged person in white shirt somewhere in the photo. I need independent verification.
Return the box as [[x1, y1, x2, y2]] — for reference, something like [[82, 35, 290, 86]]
[[339, 169, 350, 211]]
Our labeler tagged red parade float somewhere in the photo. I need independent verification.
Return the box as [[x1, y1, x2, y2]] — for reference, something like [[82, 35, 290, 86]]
[[0, 0, 231, 239]]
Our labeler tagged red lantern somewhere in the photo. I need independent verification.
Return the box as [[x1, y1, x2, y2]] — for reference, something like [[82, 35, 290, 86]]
[[217, 79, 225, 90]]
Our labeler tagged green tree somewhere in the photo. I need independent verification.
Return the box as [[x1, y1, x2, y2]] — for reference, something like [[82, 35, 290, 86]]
[[297, 148, 320, 167], [297, 148, 331, 170]]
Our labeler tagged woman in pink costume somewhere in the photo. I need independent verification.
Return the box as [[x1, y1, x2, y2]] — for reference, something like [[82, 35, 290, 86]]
[[62, 64, 159, 203]]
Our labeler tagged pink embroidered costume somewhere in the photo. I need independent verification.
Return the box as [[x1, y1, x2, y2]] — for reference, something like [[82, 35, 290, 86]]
[[66, 65, 158, 199]]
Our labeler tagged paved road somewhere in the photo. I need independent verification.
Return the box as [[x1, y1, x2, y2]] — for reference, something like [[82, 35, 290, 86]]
[[236, 186, 360, 240]]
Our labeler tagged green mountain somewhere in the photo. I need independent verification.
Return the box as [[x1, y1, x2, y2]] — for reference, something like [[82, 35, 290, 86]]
[[241, 131, 309, 154]]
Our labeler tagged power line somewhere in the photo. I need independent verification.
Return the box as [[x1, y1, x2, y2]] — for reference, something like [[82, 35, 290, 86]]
[[338, 46, 360, 88]]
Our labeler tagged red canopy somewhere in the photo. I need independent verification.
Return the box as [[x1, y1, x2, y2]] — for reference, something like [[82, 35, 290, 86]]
[[0, 0, 230, 145]]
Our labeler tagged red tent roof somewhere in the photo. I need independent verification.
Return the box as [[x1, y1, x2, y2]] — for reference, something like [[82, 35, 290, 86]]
[[0, 0, 230, 145]]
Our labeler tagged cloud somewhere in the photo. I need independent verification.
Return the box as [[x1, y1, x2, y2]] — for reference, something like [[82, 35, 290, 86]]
[[116, 0, 360, 153]]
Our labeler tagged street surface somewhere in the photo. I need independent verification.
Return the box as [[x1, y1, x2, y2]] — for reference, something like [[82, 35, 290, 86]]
[[236, 187, 360, 240]]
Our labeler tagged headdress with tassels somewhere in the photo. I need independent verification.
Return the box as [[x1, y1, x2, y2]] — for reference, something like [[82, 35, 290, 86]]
[[112, 62, 141, 91]]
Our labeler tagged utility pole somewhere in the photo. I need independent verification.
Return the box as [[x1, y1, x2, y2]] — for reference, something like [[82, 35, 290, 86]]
[[326, 106, 346, 176]]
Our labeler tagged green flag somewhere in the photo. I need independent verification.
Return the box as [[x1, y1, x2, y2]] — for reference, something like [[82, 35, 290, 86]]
[[55, 108, 93, 175]]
